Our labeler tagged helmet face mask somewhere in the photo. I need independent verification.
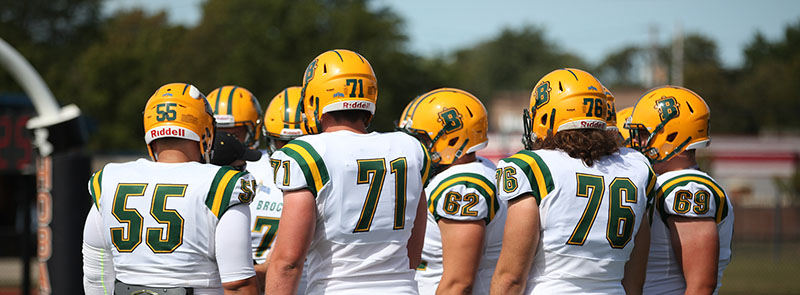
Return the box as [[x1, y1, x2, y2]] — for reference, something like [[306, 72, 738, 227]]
[[616, 106, 634, 147], [522, 68, 607, 149], [143, 83, 215, 163], [397, 88, 488, 168], [207, 86, 263, 148], [628, 86, 711, 163], [263, 86, 307, 155], [301, 49, 378, 134]]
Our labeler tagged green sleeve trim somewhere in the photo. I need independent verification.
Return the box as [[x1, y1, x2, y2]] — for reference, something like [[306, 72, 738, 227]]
[[428, 172, 498, 222]]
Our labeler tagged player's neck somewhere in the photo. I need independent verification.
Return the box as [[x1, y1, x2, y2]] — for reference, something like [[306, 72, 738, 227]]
[[438, 153, 476, 173], [653, 152, 696, 174], [151, 138, 203, 163], [321, 117, 367, 134], [155, 149, 200, 163]]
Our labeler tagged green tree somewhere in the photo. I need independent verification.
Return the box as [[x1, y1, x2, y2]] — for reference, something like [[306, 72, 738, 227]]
[[443, 26, 587, 102], [594, 46, 642, 88], [64, 0, 444, 150], [735, 20, 800, 134], [677, 34, 746, 134], [65, 10, 188, 150], [169, 0, 442, 133], [0, 0, 101, 94]]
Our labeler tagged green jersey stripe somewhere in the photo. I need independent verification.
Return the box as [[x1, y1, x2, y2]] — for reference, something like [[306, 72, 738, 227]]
[[291, 140, 330, 185], [206, 166, 237, 212], [658, 174, 728, 223], [216, 170, 249, 217], [428, 172, 497, 222], [419, 141, 432, 184], [280, 148, 317, 196], [89, 169, 104, 208], [518, 150, 555, 192], [503, 157, 542, 204]]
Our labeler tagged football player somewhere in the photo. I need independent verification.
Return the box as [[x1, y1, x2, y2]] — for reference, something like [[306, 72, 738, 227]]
[[397, 88, 506, 295], [628, 86, 734, 295], [207, 86, 264, 150], [82, 83, 258, 295], [491, 69, 656, 294], [251, 86, 308, 294], [207, 85, 265, 174], [265, 49, 431, 295]]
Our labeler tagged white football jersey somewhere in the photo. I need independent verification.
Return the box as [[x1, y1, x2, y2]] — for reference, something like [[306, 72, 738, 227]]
[[644, 169, 734, 295], [247, 152, 282, 264], [248, 150, 308, 295], [496, 148, 657, 294], [415, 156, 506, 295], [86, 159, 256, 292], [271, 130, 431, 295]]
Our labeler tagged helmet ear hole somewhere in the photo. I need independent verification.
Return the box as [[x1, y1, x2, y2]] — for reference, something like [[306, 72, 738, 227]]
[[541, 113, 548, 125], [448, 137, 459, 147], [666, 132, 678, 142]]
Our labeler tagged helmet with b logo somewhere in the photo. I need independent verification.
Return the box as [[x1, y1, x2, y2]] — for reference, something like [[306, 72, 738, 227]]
[[523, 68, 607, 149], [300, 49, 378, 134], [627, 86, 711, 163], [143, 83, 215, 162], [397, 88, 488, 166], [207, 86, 263, 148]]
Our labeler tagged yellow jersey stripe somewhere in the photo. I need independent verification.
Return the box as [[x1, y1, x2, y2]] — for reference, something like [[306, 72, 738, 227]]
[[91, 169, 103, 208], [211, 169, 239, 216], [283, 143, 324, 193], [509, 153, 550, 199]]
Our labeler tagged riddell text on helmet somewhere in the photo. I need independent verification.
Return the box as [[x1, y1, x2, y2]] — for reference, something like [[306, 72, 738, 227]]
[[342, 101, 370, 109], [580, 121, 605, 129], [151, 127, 186, 138]]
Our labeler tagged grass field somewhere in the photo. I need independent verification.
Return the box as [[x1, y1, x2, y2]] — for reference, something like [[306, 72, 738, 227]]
[[719, 241, 800, 294], [0, 241, 797, 294]]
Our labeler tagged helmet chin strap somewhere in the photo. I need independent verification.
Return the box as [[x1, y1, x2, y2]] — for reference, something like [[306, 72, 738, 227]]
[[201, 141, 210, 164], [648, 136, 692, 164], [522, 109, 534, 150]]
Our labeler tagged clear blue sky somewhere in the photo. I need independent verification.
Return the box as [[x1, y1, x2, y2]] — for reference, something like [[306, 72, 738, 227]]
[[103, 0, 800, 68]]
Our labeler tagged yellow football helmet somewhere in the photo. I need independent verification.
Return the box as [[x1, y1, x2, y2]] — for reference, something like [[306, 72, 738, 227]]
[[143, 83, 215, 162], [263, 86, 307, 154], [627, 86, 711, 163], [300, 49, 378, 134], [615, 106, 634, 146], [207, 85, 263, 148], [397, 88, 488, 166], [603, 87, 619, 132], [523, 68, 607, 149]]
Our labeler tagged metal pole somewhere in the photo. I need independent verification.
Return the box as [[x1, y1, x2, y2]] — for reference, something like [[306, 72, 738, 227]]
[[0, 37, 81, 157], [0, 38, 59, 118], [0, 37, 86, 295]]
